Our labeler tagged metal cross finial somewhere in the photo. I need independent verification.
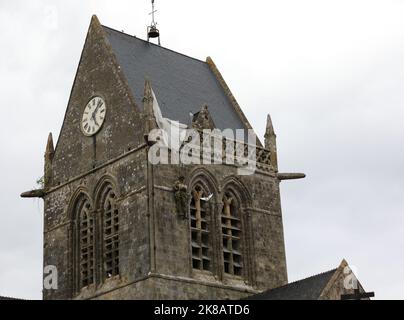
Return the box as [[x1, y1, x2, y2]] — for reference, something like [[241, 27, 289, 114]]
[[149, 0, 157, 26], [147, 0, 161, 45]]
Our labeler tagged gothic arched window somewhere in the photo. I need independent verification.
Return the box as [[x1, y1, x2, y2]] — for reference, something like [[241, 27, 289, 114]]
[[100, 185, 120, 279], [221, 191, 243, 276], [76, 196, 94, 288], [190, 184, 212, 271]]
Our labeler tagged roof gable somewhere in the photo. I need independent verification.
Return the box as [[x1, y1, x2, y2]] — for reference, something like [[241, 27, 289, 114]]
[[51, 16, 145, 183], [247, 269, 337, 300], [102, 26, 248, 132], [246, 259, 371, 300]]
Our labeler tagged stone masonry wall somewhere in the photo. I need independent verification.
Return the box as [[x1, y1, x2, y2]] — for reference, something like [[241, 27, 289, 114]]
[[43, 17, 150, 300], [50, 17, 144, 187], [43, 149, 149, 300], [149, 163, 288, 298]]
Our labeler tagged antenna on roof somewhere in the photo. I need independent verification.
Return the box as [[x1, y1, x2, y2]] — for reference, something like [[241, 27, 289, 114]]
[[147, 0, 161, 45]]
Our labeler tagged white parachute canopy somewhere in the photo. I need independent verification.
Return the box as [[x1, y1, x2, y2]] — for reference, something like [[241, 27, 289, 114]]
[[151, 88, 188, 151]]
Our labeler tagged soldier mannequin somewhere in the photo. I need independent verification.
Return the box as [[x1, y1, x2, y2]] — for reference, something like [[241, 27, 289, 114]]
[[173, 176, 190, 219]]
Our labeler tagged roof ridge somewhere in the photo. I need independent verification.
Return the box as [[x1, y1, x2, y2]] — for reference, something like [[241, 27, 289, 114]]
[[0, 295, 23, 300], [101, 25, 206, 64]]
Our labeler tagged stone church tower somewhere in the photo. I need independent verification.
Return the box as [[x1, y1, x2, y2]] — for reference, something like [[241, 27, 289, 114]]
[[22, 16, 306, 300]]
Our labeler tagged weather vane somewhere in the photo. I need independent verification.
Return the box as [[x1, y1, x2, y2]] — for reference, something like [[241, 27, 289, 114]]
[[147, 0, 161, 45]]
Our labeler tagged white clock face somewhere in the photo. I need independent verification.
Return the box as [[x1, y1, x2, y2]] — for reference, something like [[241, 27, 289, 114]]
[[81, 97, 107, 136]]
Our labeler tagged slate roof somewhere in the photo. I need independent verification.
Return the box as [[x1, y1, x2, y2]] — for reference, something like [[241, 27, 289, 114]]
[[103, 26, 247, 131], [0, 296, 20, 300], [246, 269, 337, 300]]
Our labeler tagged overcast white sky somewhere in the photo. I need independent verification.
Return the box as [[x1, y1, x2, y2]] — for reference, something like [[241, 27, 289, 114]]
[[0, 0, 403, 300]]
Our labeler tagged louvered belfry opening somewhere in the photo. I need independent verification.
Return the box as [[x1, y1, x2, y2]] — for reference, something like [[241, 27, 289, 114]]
[[190, 184, 211, 271], [222, 191, 243, 276], [78, 197, 94, 288], [102, 185, 120, 279]]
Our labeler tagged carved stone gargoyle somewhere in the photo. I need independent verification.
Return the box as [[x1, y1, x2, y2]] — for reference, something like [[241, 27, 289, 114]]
[[173, 176, 190, 219]]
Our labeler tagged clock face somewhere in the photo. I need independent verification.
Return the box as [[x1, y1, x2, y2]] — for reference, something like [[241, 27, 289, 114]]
[[81, 97, 107, 136]]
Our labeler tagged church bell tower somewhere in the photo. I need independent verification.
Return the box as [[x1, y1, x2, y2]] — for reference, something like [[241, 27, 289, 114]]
[[21, 14, 305, 300]]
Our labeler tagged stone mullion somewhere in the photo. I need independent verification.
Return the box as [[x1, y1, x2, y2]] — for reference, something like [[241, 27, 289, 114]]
[[200, 205, 209, 270], [112, 201, 120, 276], [197, 229, 202, 270], [209, 200, 218, 277], [216, 200, 225, 281], [226, 214, 234, 275], [239, 207, 249, 283], [79, 212, 86, 287], [244, 208, 256, 287], [89, 209, 95, 285], [223, 195, 235, 275], [195, 197, 202, 269], [79, 206, 91, 287], [94, 207, 102, 285], [74, 216, 80, 293], [104, 199, 113, 277], [82, 206, 95, 287], [189, 201, 196, 270]]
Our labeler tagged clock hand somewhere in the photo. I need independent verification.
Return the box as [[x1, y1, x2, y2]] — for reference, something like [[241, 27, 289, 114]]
[[91, 110, 99, 126], [91, 100, 103, 126], [94, 100, 104, 115]]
